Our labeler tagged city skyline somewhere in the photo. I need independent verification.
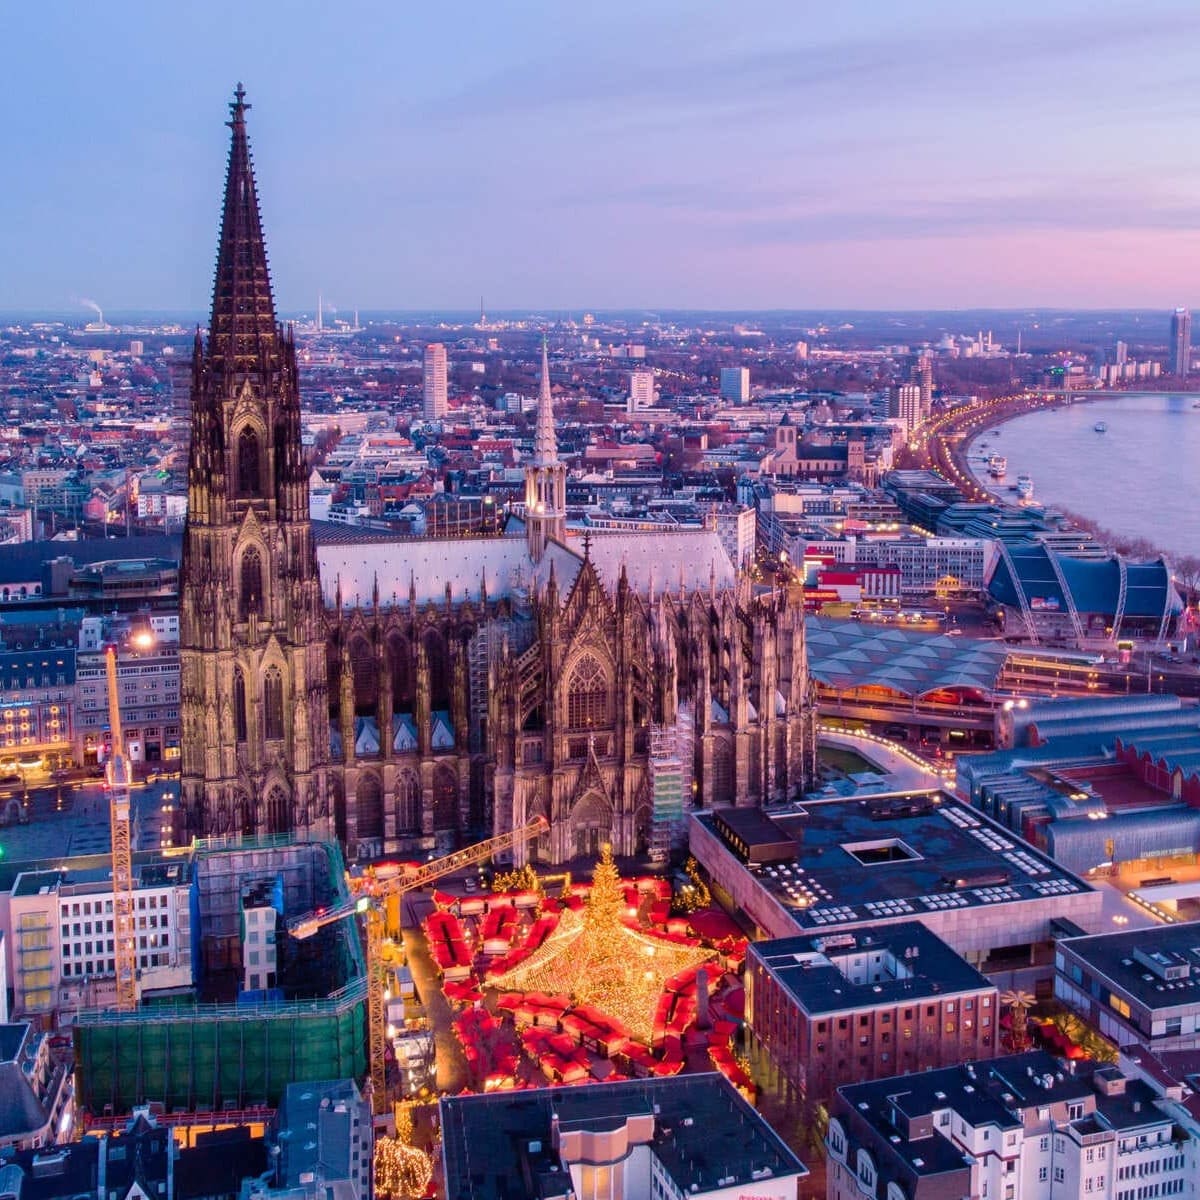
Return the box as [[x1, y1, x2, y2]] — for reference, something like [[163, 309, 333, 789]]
[[4, 0, 1200, 312]]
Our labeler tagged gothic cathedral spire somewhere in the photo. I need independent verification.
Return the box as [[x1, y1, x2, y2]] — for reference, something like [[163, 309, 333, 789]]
[[179, 86, 332, 842], [524, 337, 567, 561]]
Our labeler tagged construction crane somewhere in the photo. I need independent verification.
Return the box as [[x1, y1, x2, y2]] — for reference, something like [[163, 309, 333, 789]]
[[105, 641, 139, 1012], [288, 815, 549, 1110]]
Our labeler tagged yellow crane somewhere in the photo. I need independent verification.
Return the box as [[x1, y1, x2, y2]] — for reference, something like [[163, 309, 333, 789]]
[[105, 643, 139, 1012], [289, 815, 549, 1110]]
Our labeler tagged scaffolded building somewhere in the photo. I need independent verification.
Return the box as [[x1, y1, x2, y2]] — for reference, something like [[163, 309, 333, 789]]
[[73, 836, 367, 1117]]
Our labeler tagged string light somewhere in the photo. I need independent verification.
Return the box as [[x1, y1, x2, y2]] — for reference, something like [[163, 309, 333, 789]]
[[489, 845, 714, 1042], [374, 1100, 433, 1199]]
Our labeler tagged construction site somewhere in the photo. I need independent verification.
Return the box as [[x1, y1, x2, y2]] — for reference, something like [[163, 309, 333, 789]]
[[73, 835, 368, 1117]]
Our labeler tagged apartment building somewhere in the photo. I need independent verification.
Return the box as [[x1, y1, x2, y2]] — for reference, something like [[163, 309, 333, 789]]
[[828, 1051, 1194, 1200]]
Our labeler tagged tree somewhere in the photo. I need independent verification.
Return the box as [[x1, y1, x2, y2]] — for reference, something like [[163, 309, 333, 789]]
[[1174, 555, 1200, 605]]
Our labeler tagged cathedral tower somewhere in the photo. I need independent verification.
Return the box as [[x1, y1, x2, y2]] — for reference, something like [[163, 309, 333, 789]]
[[524, 340, 567, 561], [179, 86, 332, 840]]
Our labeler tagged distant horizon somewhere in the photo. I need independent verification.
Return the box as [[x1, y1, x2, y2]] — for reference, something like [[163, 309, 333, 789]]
[[1, 305, 1195, 321], [4, 3, 1200, 311]]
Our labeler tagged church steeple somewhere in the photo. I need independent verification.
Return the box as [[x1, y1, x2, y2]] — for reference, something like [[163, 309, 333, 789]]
[[179, 86, 331, 845], [207, 83, 280, 387], [524, 336, 567, 562], [532, 338, 558, 467]]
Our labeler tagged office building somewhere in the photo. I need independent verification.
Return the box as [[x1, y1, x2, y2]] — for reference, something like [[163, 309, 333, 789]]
[[441, 1074, 807, 1200], [74, 631, 180, 768], [1170, 308, 1191, 378], [423, 340, 448, 419], [6, 859, 193, 1020], [628, 368, 655, 411], [747, 922, 998, 1105], [828, 1050, 1195, 1200], [690, 796, 1100, 979], [1055, 921, 1200, 1052], [719, 366, 750, 403]]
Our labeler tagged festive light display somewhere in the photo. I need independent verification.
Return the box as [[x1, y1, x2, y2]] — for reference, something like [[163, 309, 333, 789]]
[[489, 845, 715, 1042], [374, 1101, 433, 1199]]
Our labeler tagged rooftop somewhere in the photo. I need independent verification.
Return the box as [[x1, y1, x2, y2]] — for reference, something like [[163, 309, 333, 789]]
[[806, 616, 1009, 699], [696, 791, 1091, 930], [440, 1074, 805, 1200], [11, 855, 187, 899], [1059, 920, 1200, 1013], [837, 1052, 1171, 1179], [749, 921, 993, 1015]]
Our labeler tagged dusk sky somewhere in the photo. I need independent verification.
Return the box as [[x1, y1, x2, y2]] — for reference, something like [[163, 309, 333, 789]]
[[4, 0, 1200, 313]]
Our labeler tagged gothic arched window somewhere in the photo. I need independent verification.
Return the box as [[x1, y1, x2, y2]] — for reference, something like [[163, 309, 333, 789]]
[[349, 636, 377, 716], [263, 667, 284, 741], [388, 635, 412, 710], [566, 654, 608, 730], [233, 669, 248, 743], [423, 630, 450, 710], [237, 426, 262, 497], [239, 546, 263, 621], [356, 774, 384, 841], [265, 785, 290, 834], [711, 738, 733, 805], [432, 767, 458, 832], [394, 771, 420, 834]]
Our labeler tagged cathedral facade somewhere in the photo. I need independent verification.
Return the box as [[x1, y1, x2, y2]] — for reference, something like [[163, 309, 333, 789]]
[[180, 89, 817, 864]]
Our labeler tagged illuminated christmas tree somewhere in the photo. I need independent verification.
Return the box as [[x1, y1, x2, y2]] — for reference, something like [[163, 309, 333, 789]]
[[490, 845, 714, 1041]]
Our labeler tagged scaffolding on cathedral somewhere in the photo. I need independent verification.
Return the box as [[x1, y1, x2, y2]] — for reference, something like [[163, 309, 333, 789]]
[[648, 701, 694, 863]]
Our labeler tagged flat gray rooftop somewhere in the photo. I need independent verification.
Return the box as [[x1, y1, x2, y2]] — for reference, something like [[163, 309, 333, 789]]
[[697, 791, 1090, 930]]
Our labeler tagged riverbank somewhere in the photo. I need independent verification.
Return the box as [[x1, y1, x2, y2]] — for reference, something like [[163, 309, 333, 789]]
[[960, 393, 1200, 572]]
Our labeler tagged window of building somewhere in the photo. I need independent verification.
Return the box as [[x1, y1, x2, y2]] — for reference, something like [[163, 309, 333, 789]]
[[237, 426, 262, 497], [566, 654, 608, 730], [263, 668, 284, 740], [239, 548, 263, 621]]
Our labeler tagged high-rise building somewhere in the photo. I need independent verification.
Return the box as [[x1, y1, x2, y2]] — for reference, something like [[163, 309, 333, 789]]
[[178, 86, 332, 841], [888, 383, 922, 435], [1171, 307, 1191, 377], [1114, 339, 1128, 366], [627, 369, 654, 411], [423, 341, 448, 419], [916, 350, 933, 418], [719, 366, 749, 403]]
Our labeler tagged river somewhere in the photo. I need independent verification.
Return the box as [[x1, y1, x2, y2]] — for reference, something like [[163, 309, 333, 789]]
[[966, 392, 1200, 560]]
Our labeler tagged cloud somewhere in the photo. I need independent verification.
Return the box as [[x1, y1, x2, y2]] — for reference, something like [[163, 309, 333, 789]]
[[725, 182, 1200, 246], [427, 6, 1200, 128]]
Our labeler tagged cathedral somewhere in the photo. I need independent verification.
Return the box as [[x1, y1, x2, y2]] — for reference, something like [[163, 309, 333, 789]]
[[180, 88, 817, 865]]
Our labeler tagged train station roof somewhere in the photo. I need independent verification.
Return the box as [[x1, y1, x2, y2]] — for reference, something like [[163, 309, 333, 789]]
[[806, 617, 1009, 699]]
